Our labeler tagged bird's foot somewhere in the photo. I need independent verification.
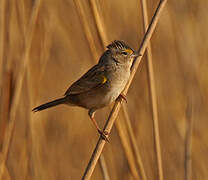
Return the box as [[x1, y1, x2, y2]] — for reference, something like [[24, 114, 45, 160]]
[[117, 93, 127, 103], [98, 129, 110, 142]]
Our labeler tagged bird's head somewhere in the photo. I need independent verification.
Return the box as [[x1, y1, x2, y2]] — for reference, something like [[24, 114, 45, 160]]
[[107, 40, 139, 64]]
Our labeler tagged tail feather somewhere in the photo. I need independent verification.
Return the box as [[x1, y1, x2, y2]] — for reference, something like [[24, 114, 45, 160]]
[[32, 97, 67, 112]]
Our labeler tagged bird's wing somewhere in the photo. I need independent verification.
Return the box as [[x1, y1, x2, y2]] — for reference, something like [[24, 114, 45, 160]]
[[64, 64, 107, 96]]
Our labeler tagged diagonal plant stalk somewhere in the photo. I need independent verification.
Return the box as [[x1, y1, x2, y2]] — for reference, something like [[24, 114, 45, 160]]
[[140, 0, 163, 179], [0, 0, 42, 179], [82, 1, 167, 179]]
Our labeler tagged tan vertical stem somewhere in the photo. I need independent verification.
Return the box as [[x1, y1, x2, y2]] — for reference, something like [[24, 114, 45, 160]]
[[82, 1, 167, 179], [0, 0, 42, 179], [122, 103, 147, 180], [73, 0, 99, 60], [89, 1, 144, 179], [185, 98, 193, 180], [140, 0, 163, 179], [73, 1, 110, 179], [0, 0, 6, 88], [99, 154, 110, 180], [89, 0, 108, 47], [115, 120, 140, 179], [0, 71, 12, 150]]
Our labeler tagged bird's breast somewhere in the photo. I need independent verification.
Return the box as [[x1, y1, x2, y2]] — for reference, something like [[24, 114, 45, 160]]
[[104, 68, 130, 102]]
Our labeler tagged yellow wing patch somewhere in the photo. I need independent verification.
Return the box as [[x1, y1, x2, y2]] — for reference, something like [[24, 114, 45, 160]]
[[125, 48, 133, 54], [102, 76, 107, 84]]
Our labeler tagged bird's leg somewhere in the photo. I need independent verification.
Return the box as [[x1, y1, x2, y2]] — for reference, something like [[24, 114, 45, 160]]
[[88, 109, 109, 142], [117, 93, 127, 103]]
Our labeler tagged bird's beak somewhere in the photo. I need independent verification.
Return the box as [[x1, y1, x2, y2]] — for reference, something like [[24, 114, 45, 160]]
[[131, 51, 142, 58]]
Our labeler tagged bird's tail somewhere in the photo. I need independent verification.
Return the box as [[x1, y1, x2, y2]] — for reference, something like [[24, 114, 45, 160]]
[[32, 97, 67, 112]]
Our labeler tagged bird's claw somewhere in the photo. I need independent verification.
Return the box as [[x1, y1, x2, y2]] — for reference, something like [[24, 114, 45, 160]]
[[117, 94, 127, 103], [98, 129, 110, 142]]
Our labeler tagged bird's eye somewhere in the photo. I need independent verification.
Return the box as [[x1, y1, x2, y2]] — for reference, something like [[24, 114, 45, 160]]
[[122, 51, 128, 56]]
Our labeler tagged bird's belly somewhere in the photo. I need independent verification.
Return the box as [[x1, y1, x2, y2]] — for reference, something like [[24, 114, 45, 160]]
[[87, 88, 121, 109], [71, 70, 130, 110], [105, 83, 125, 102], [96, 72, 129, 108]]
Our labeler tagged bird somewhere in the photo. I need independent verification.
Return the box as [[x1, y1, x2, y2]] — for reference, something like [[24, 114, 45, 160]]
[[32, 40, 139, 141]]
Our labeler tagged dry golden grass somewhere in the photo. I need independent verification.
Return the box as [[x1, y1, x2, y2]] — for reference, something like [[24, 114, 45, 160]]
[[0, 0, 208, 179]]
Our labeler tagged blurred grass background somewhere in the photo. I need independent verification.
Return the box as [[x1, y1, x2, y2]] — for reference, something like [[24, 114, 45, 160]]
[[0, 0, 208, 179]]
